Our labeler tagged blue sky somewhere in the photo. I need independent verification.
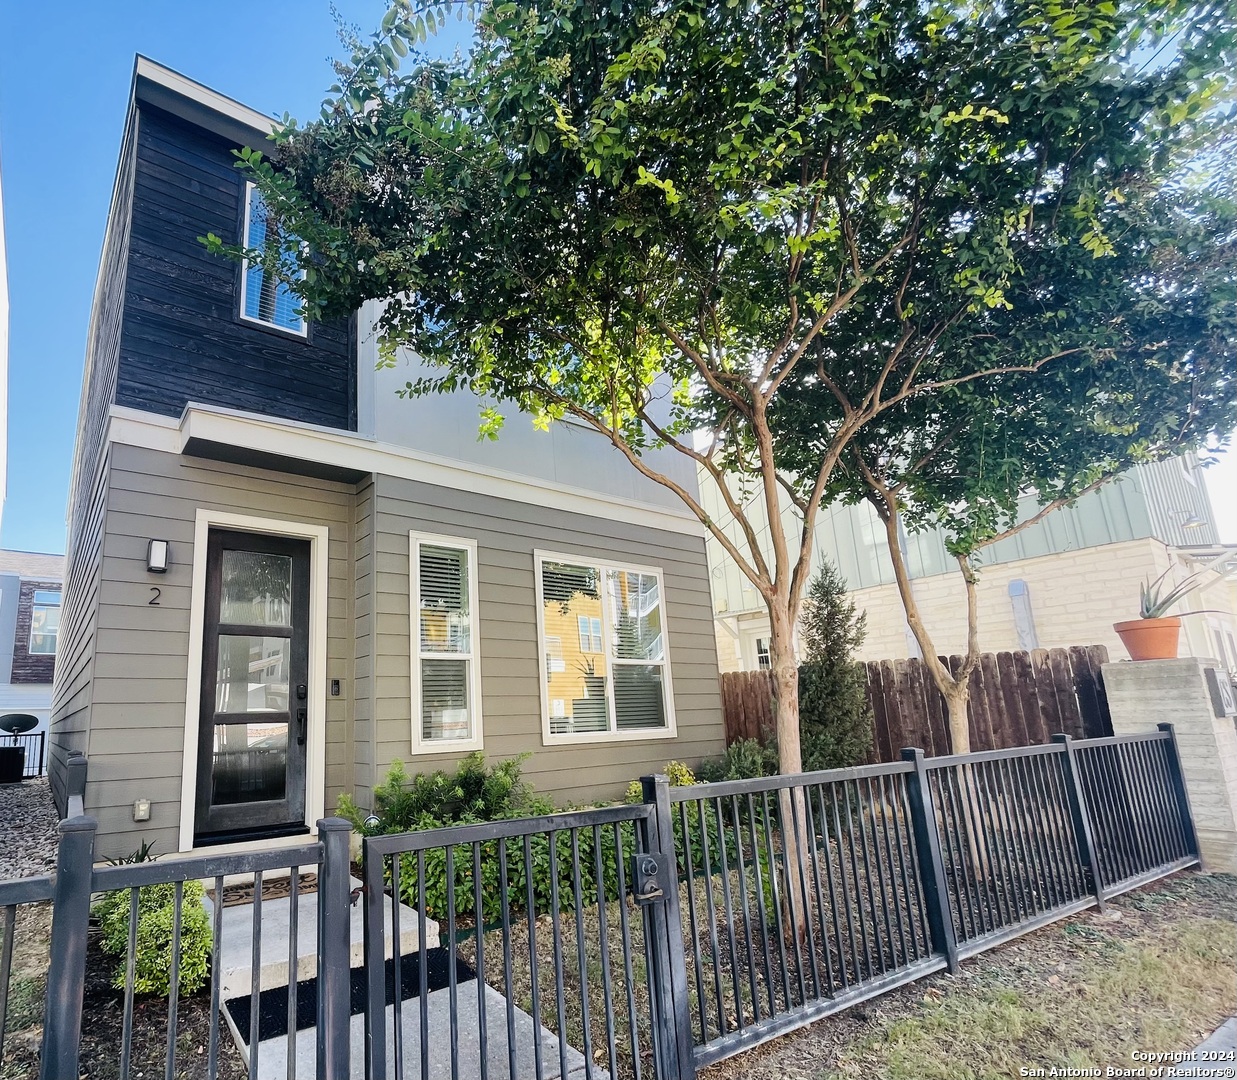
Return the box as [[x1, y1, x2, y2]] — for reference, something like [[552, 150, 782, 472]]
[[0, 3, 1233, 555]]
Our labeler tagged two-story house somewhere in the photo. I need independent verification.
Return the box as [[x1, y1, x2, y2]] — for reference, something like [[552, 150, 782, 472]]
[[50, 58, 724, 860]]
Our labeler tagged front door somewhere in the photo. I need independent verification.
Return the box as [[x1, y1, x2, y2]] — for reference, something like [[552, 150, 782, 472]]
[[194, 529, 310, 843]]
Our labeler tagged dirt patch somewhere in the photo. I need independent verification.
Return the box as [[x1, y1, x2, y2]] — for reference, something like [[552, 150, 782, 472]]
[[701, 871, 1237, 1080]]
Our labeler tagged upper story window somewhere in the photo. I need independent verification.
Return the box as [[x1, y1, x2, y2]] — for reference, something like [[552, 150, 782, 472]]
[[30, 590, 61, 655], [240, 184, 307, 337], [411, 532, 483, 753], [536, 552, 676, 744]]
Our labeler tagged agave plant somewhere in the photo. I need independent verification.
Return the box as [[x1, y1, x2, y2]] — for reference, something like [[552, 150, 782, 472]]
[[1139, 568, 1216, 619]]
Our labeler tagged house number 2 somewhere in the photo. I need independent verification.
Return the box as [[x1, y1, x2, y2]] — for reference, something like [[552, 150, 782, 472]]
[[149, 587, 161, 605]]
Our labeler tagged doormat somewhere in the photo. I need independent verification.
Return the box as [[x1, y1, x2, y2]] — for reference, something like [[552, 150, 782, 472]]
[[207, 872, 319, 908], [223, 946, 477, 1044]]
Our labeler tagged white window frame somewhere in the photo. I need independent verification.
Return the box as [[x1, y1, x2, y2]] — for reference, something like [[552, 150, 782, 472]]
[[577, 615, 603, 653], [239, 182, 308, 338], [534, 549, 677, 746], [29, 589, 62, 655], [410, 531, 483, 754]]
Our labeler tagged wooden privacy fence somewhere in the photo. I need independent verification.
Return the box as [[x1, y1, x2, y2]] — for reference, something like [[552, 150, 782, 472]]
[[721, 645, 1113, 760]]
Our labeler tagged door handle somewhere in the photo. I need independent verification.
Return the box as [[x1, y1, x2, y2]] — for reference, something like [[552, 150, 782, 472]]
[[296, 708, 307, 746]]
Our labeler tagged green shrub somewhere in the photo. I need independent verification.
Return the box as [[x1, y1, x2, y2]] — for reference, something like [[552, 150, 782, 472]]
[[798, 560, 874, 771], [95, 880, 212, 997], [695, 738, 779, 784], [340, 753, 629, 921], [624, 759, 697, 803], [338, 753, 554, 835]]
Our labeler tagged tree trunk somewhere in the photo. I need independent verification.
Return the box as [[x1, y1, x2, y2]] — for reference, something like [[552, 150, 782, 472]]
[[874, 492, 975, 754], [943, 686, 970, 755], [768, 610, 810, 941]]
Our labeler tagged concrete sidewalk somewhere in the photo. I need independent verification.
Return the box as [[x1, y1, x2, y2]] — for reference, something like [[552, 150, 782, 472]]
[[1170, 1017, 1237, 1077]]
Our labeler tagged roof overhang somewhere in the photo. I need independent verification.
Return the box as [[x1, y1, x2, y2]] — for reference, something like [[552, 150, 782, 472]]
[[1176, 543, 1237, 581], [132, 55, 277, 150]]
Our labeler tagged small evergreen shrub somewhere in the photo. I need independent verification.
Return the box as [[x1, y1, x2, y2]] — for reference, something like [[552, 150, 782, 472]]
[[95, 879, 212, 997], [339, 754, 624, 920], [624, 759, 697, 803], [695, 738, 779, 784], [797, 560, 874, 771]]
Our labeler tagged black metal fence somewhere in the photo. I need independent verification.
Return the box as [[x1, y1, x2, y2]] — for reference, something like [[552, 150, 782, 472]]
[[0, 725, 1201, 1080], [661, 724, 1198, 1068]]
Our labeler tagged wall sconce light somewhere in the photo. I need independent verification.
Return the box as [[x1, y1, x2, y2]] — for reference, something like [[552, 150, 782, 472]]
[[1170, 509, 1207, 531], [147, 539, 170, 573]]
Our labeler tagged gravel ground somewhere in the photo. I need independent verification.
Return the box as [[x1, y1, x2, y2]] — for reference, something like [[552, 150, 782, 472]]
[[0, 777, 60, 880]]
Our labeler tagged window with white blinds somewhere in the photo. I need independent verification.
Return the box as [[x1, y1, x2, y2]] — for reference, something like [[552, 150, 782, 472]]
[[410, 533, 482, 752], [240, 183, 307, 336], [535, 552, 676, 743]]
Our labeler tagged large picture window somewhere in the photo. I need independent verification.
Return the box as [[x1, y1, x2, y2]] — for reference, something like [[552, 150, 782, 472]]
[[410, 533, 483, 752], [240, 183, 307, 336], [535, 552, 675, 743], [29, 589, 61, 655]]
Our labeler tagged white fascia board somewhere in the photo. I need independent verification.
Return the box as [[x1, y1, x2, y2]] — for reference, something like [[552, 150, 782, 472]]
[[134, 56, 277, 142], [107, 405, 706, 537]]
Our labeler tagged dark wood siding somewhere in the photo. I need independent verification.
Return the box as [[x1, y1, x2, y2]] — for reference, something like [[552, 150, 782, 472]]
[[12, 581, 60, 685], [115, 105, 356, 430]]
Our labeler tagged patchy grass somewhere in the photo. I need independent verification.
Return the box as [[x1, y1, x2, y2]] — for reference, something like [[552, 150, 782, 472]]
[[704, 872, 1237, 1080]]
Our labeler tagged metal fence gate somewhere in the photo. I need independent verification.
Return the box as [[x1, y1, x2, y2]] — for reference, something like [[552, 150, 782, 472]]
[[359, 787, 693, 1080]]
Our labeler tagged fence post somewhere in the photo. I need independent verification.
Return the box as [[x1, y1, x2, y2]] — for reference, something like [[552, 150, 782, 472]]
[[39, 814, 97, 1080], [641, 774, 696, 1080], [1051, 734, 1108, 912], [317, 817, 353, 1080], [900, 749, 959, 973], [1157, 723, 1203, 865], [64, 751, 87, 818]]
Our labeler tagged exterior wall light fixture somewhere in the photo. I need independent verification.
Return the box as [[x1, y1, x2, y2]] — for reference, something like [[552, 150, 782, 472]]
[[147, 539, 170, 573]]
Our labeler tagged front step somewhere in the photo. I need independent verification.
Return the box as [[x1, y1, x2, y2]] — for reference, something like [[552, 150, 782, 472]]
[[204, 876, 440, 998]]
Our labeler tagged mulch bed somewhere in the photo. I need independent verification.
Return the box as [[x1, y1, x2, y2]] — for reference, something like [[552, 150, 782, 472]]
[[1, 918, 249, 1080], [701, 870, 1237, 1080]]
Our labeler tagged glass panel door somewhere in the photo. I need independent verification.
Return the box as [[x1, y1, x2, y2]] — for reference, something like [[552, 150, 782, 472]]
[[194, 530, 310, 843]]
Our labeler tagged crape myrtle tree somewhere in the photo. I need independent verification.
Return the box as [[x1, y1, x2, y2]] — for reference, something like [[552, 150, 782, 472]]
[[213, 0, 1236, 783], [781, 150, 1237, 750]]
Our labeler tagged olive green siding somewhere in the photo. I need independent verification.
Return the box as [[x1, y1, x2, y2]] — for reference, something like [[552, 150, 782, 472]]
[[73, 444, 723, 858], [357, 473, 725, 810], [82, 443, 357, 859]]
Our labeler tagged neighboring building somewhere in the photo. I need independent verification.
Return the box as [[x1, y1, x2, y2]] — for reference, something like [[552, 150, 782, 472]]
[[705, 456, 1237, 674], [0, 151, 10, 530], [0, 550, 64, 774], [51, 58, 723, 860]]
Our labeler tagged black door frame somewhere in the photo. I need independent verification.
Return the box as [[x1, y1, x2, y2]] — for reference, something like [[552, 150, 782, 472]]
[[194, 528, 311, 843]]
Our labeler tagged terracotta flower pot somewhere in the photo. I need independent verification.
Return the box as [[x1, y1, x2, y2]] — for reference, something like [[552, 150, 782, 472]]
[[1113, 617, 1181, 661]]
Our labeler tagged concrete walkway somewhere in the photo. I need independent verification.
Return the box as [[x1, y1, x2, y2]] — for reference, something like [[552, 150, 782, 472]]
[[1170, 1018, 1237, 1077]]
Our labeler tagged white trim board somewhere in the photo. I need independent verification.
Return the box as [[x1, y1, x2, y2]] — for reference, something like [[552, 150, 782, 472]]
[[408, 530, 485, 755], [107, 404, 706, 538], [134, 56, 277, 140], [177, 509, 330, 853]]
